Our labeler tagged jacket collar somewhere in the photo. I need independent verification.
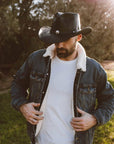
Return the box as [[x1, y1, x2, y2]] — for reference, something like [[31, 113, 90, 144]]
[[43, 42, 86, 72]]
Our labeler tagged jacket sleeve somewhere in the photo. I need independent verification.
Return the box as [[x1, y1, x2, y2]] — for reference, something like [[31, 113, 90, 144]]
[[11, 54, 32, 111], [93, 65, 114, 125]]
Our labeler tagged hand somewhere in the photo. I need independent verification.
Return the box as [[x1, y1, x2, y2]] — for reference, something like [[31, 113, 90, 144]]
[[20, 102, 44, 125], [71, 107, 97, 131]]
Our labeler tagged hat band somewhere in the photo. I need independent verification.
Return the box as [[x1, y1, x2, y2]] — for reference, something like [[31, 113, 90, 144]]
[[51, 28, 81, 35]]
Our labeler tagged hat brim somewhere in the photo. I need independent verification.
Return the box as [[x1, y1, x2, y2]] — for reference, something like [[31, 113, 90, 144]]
[[38, 26, 92, 44]]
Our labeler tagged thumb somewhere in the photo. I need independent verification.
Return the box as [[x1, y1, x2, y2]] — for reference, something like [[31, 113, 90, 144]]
[[32, 102, 40, 107], [77, 107, 85, 115]]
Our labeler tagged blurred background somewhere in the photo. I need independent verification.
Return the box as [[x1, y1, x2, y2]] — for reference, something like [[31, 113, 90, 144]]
[[0, 0, 114, 74], [0, 0, 114, 144]]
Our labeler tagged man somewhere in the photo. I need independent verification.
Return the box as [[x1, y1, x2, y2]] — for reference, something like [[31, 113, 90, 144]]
[[11, 12, 114, 144]]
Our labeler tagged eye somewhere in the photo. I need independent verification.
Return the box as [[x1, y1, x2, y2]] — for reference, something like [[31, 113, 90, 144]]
[[64, 40, 68, 42], [64, 38, 71, 42], [55, 42, 58, 44]]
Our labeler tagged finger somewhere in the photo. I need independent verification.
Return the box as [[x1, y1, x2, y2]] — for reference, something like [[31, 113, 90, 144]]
[[33, 110, 43, 116], [77, 107, 85, 115], [29, 111, 44, 119], [71, 123, 83, 129], [28, 117, 39, 125], [32, 102, 40, 107], [25, 110, 43, 119], [32, 114, 44, 121], [75, 128, 84, 132], [71, 124, 84, 131], [70, 121, 83, 126], [30, 117, 41, 123], [28, 119, 35, 125], [72, 117, 82, 122], [38, 116, 44, 120], [31, 117, 38, 123], [28, 120, 38, 125]]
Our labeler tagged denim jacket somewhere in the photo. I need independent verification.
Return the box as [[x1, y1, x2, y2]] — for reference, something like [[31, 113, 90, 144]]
[[11, 46, 114, 144]]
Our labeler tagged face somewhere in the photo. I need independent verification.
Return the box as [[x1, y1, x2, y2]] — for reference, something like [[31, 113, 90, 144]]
[[55, 36, 77, 59]]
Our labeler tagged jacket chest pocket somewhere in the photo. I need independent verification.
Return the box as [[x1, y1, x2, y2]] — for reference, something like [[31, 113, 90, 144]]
[[78, 86, 96, 112], [29, 72, 45, 100]]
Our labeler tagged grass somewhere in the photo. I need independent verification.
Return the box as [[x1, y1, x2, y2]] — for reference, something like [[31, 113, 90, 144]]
[[0, 92, 30, 144], [0, 71, 114, 144]]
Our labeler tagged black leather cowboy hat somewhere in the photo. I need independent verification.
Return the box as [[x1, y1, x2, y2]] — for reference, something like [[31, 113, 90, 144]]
[[38, 12, 92, 44]]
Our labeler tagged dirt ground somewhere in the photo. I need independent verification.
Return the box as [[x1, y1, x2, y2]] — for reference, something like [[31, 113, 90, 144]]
[[0, 60, 114, 94], [101, 60, 114, 71]]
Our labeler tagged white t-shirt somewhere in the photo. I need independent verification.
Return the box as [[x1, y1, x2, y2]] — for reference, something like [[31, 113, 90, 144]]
[[36, 56, 77, 144]]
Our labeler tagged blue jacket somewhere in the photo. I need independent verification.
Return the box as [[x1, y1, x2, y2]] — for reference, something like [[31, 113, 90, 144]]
[[11, 49, 114, 144]]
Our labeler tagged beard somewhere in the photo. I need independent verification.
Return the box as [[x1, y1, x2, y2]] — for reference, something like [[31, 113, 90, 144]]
[[56, 41, 76, 58]]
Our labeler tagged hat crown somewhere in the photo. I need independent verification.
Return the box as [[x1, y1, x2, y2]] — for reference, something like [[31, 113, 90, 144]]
[[51, 12, 81, 35], [38, 12, 92, 44]]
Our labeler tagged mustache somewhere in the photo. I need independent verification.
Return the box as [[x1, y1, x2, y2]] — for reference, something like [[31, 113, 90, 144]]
[[56, 48, 67, 52]]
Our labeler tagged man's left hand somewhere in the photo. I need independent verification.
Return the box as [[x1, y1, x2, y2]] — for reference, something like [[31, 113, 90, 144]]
[[71, 107, 97, 132]]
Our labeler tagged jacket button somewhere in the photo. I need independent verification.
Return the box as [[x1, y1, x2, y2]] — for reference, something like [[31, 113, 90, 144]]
[[76, 137, 79, 140], [42, 91, 45, 94], [76, 137, 80, 143]]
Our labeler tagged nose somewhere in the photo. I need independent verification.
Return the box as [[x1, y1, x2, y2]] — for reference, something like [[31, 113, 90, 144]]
[[56, 42, 64, 48]]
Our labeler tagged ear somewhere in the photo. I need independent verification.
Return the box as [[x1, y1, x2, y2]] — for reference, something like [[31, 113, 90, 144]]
[[77, 34, 82, 41]]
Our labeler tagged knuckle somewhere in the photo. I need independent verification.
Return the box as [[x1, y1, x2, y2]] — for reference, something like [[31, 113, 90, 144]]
[[81, 122, 85, 126], [28, 113, 32, 117], [81, 119, 84, 122], [31, 102, 35, 105], [32, 110, 35, 114], [38, 117, 42, 120], [39, 112, 43, 115], [32, 122, 35, 125], [82, 128, 85, 131]]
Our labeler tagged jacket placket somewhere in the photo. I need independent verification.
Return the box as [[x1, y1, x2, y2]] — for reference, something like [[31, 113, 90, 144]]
[[32, 57, 51, 144], [73, 69, 82, 144]]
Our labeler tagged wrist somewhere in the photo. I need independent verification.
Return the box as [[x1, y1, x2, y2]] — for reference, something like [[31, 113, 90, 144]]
[[92, 115, 97, 126], [19, 103, 26, 112]]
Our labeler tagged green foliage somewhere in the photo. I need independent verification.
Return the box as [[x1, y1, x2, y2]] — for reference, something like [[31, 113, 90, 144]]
[[93, 118, 114, 144], [0, 0, 114, 72], [0, 0, 41, 69], [0, 5, 20, 65]]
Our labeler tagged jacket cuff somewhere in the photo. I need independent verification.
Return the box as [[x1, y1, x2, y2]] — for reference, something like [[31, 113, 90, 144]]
[[11, 98, 28, 111], [92, 109, 108, 126], [92, 112, 101, 126]]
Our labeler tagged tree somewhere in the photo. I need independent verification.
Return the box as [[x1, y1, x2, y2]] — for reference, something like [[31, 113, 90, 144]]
[[0, 0, 41, 72], [0, 0, 113, 73], [0, 4, 20, 67]]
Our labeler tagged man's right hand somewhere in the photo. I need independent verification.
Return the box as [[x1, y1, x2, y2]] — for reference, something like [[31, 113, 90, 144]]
[[20, 102, 44, 125]]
